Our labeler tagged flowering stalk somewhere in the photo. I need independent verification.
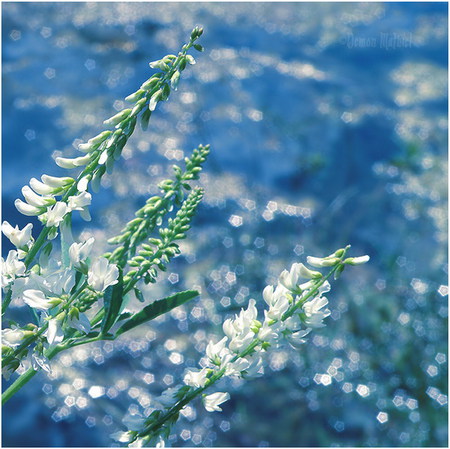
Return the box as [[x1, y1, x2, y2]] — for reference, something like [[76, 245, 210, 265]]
[[106, 144, 210, 269], [1, 27, 204, 317], [114, 246, 369, 447], [2, 28, 206, 403]]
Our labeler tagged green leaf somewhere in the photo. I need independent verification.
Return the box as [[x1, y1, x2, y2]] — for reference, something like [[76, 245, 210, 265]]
[[101, 268, 124, 334], [116, 290, 198, 336], [117, 311, 132, 321]]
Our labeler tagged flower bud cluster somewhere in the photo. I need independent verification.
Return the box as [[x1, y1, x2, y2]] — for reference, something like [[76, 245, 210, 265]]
[[123, 187, 204, 288], [106, 144, 210, 267]]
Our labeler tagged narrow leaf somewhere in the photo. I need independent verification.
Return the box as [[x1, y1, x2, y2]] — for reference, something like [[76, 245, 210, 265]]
[[101, 268, 123, 334], [116, 290, 198, 336]]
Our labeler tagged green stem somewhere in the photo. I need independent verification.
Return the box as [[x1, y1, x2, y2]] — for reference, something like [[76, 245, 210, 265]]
[[1, 289, 12, 315], [24, 227, 50, 268], [2, 344, 62, 405]]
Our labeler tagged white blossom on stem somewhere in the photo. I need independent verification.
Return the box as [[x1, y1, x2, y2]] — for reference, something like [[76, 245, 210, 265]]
[[45, 202, 69, 228], [23, 289, 53, 311], [1, 250, 26, 288], [88, 258, 119, 292], [2, 328, 25, 348], [2, 221, 33, 249], [14, 199, 44, 217], [46, 317, 64, 345], [67, 311, 91, 334], [203, 392, 230, 412], [67, 191, 92, 221], [183, 367, 209, 388], [69, 237, 95, 271], [302, 296, 330, 328]]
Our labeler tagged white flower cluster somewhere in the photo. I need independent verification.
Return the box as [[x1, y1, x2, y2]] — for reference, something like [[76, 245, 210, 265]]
[[14, 173, 92, 231], [111, 249, 368, 446], [1, 220, 119, 378], [182, 252, 369, 414]]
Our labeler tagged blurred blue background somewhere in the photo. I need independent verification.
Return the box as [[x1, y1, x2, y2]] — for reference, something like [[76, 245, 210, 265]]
[[2, 2, 448, 447]]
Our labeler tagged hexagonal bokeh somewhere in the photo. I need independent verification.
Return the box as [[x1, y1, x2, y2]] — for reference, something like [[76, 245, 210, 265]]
[[2, 2, 447, 447]]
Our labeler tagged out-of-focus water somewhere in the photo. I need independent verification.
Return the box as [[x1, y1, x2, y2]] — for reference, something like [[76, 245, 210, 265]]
[[2, 2, 447, 447]]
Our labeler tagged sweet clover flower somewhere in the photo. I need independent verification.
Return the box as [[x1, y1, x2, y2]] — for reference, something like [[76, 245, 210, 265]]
[[2, 328, 25, 348], [1, 221, 33, 249], [44, 202, 69, 228], [23, 289, 53, 311], [203, 392, 230, 412], [1, 251, 26, 288], [69, 237, 95, 271], [87, 258, 119, 292], [183, 367, 209, 388], [46, 317, 64, 346]]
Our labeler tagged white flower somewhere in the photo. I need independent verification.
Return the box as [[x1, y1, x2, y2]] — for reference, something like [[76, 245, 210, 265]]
[[263, 285, 290, 320], [344, 255, 370, 265], [228, 330, 254, 353], [110, 431, 133, 444], [21, 185, 55, 208], [87, 258, 119, 292], [205, 336, 229, 365], [69, 237, 95, 270], [14, 199, 44, 216], [23, 289, 52, 311], [223, 357, 250, 377], [55, 154, 91, 169], [41, 174, 74, 188], [67, 311, 91, 334], [184, 367, 209, 388], [45, 202, 69, 227], [302, 296, 330, 328], [29, 177, 56, 195], [46, 318, 64, 345], [10, 275, 36, 301], [287, 328, 311, 348], [2, 328, 25, 348], [77, 175, 91, 192], [44, 267, 76, 296], [279, 263, 322, 291], [149, 90, 162, 112], [203, 392, 230, 412], [1, 250, 26, 288], [258, 318, 278, 343], [306, 255, 339, 268], [242, 354, 264, 378], [67, 192, 92, 221], [2, 221, 33, 249], [318, 281, 331, 296], [68, 192, 92, 211]]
